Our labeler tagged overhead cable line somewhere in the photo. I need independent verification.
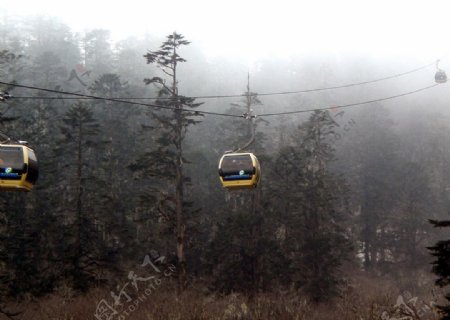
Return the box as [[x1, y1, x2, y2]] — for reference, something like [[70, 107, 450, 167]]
[[0, 81, 442, 119], [258, 83, 440, 117], [0, 80, 243, 118], [8, 59, 439, 101], [219, 60, 438, 99]]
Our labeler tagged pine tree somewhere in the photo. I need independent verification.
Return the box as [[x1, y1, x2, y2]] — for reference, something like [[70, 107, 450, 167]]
[[89, 73, 140, 263], [273, 110, 352, 302], [58, 102, 110, 291], [83, 29, 113, 76], [336, 105, 399, 272], [429, 219, 450, 319], [133, 32, 202, 293], [389, 162, 433, 272]]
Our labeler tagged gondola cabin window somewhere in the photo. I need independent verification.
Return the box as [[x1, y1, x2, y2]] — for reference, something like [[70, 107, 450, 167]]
[[0, 146, 25, 180], [218, 153, 260, 189], [221, 155, 254, 180]]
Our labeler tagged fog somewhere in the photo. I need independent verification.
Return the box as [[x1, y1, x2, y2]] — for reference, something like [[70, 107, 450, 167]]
[[2, 0, 449, 59], [0, 2, 450, 319]]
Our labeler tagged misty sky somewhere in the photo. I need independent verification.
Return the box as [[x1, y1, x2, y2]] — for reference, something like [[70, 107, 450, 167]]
[[1, 0, 449, 62]]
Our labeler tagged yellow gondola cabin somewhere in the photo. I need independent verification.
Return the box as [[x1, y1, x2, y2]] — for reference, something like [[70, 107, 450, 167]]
[[218, 152, 260, 189], [0, 144, 38, 191]]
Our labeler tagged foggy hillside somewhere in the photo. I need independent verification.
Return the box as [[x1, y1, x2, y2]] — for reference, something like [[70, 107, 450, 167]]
[[0, 6, 449, 320]]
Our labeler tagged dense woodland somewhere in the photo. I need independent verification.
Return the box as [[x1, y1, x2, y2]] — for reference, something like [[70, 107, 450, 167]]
[[0, 15, 450, 319]]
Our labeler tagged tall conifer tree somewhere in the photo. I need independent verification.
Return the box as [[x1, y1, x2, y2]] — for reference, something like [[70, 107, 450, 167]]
[[136, 32, 202, 292], [429, 219, 450, 319]]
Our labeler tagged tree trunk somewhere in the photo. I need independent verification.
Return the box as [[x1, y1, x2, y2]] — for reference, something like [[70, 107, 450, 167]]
[[75, 116, 83, 283], [172, 43, 186, 293], [175, 117, 185, 293]]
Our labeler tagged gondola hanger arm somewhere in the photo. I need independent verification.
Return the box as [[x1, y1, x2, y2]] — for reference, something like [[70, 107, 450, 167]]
[[0, 132, 11, 144], [234, 117, 256, 153]]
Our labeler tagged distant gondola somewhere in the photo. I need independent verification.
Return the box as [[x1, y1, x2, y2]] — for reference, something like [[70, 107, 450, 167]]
[[435, 70, 447, 83], [218, 152, 260, 189], [0, 144, 38, 191]]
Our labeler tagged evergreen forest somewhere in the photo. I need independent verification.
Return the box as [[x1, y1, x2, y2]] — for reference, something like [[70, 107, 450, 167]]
[[0, 14, 449, 320]]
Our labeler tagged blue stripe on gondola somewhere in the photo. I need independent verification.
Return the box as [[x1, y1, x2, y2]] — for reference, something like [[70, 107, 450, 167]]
[[223, 174, 252, 181], [0, 172, 21, 180]]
